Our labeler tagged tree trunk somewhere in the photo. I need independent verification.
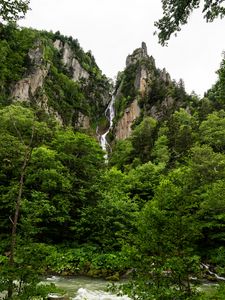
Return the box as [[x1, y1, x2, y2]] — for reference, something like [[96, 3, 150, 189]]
[[7, 123, 34, 299]]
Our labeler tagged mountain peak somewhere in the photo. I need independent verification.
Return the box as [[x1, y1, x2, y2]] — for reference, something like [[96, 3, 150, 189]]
[[126, 42, 148, 67]]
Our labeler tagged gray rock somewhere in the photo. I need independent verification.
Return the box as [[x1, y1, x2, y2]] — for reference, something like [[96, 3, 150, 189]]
[[55, 42, 89, 82], [12, 43, 49, 102], [126, 42, 148, 67], [141, 41, 148, 55]]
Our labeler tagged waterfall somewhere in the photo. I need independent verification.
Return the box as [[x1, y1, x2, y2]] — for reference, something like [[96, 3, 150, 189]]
[[100, 96, 115, 156]]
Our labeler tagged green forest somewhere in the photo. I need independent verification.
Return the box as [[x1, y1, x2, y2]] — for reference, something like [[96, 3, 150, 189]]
[[1, 1, 225, 299]]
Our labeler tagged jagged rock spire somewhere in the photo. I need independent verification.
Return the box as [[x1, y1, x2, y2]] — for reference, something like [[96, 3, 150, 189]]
[[141, 42, 148, 55], [126, 42, 149, 67]]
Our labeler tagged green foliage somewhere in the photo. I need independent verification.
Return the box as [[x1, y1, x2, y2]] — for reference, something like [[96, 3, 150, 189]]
[[131, 116, 157, 163], [0, 0, 30, 23], [109, 139, 134, 171], [0, 24, 111, 129], [119, 63, 138, 100], [197, 284, 225, 300], [0, 103, 107, 296], [44, 65, 85, 125], [165, 108, 198, 160], [204, 55, 225, 112], [0, 243, 64, 299], [199, 110, 225, 152], [131, 167, 202, 298], [2, 17, 225, 300], [0, 24, 38, 103], [77, 167, 138, 250], [113, 63, 139, 120], [127, 162, 163, 206], [156, 0, 225, 45], [152, 134, 170, 166]]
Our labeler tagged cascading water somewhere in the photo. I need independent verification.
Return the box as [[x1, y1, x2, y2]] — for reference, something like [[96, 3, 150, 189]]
[[73, 288, 131, 300], [100, 96, 115, 155], [45, 276, 131, 300], [201, 263, 225, 281]]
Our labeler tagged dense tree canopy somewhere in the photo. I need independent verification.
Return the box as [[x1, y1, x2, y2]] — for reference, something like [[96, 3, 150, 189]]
[[156, 0, 225, 45]]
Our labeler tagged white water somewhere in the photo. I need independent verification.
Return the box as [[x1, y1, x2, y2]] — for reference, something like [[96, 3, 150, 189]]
[[45, 276, 131, 300], [100, 96, 115, 155], [201, 263, 225, 281], [73, 287, 131, 300]]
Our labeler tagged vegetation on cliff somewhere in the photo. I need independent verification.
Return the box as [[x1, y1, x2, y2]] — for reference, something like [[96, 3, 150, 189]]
[[0, 23, 111, 128]]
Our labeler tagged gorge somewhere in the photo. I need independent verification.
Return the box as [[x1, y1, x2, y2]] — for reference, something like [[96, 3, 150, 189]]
[[1, 23, 225, 300]]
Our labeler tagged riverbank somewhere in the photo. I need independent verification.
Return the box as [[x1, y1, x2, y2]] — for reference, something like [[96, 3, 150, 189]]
[[43, 275, 225, 300], [43, 275, 131, 300]]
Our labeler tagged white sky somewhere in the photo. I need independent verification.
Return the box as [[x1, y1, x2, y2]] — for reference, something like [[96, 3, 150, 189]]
[[19, 0, 225, 97]]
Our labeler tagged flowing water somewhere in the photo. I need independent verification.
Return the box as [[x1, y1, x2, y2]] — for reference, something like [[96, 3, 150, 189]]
[[201, 263, 225, 281], [100, 96, 115, 156], [45, 276, 131, 300]]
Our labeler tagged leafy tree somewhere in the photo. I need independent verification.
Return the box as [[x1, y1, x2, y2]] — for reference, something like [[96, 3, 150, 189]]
[[131, 116, 157, 163], [23, 146, 72, 243], [156, 0, 225, 45], [199, 180, 225, 258], [51, 129, 105, 241], [0, 25, 38, 104], [199, 110, 225, 152], [134, 167, 202, 299], [152, 133, 170, 166], [206, 55, 225, 108], [188, 145, 225, 184], [167, 108, 198, 160], [77, 168, 138, 250], [109, 139, 134, 171], [197, 97, 214, 120], [0, 104, 54, 298], [0, 0, 30, 23], [127, 162, 163, 206]]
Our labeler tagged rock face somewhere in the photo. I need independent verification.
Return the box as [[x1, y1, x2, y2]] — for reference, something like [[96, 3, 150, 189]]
[[75, 112, 90, 129], [11, 39, 92, 128], [126, 42, 148, 67], [11, 41, 64, 123], [115, 42, 149, 140], [38, 94, 64, 124], [134, 66, 148, 96], [4, 27, 112, 134], [71, 58, 89, 81], [113, 41, 185, 141], [54, 40, 89, 81], [150, 96, 175, 120], [12, 43, 49, 101], [160, 68, 171, 83], [115, 99, 140, 140]]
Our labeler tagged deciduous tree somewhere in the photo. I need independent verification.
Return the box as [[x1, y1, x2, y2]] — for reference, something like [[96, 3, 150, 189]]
[[156, 0, 225, 45], [0, 0, 30, 23]]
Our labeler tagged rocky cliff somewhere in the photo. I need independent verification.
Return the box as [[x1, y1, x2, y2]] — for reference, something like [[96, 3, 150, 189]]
[[3, 26, 111, 130], [1, 25, 190, 146], [115, 99, 140, 140], [54, 40, 90, 81], [114, 42, 151, 140], [112, 42, 190, 141]]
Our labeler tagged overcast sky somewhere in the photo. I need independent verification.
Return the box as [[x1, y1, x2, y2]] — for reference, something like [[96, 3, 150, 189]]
[[19, 0, 225, 96]]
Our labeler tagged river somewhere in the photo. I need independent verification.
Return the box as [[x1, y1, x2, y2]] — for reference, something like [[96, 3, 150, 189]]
[[45, 276, 131, 300]]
